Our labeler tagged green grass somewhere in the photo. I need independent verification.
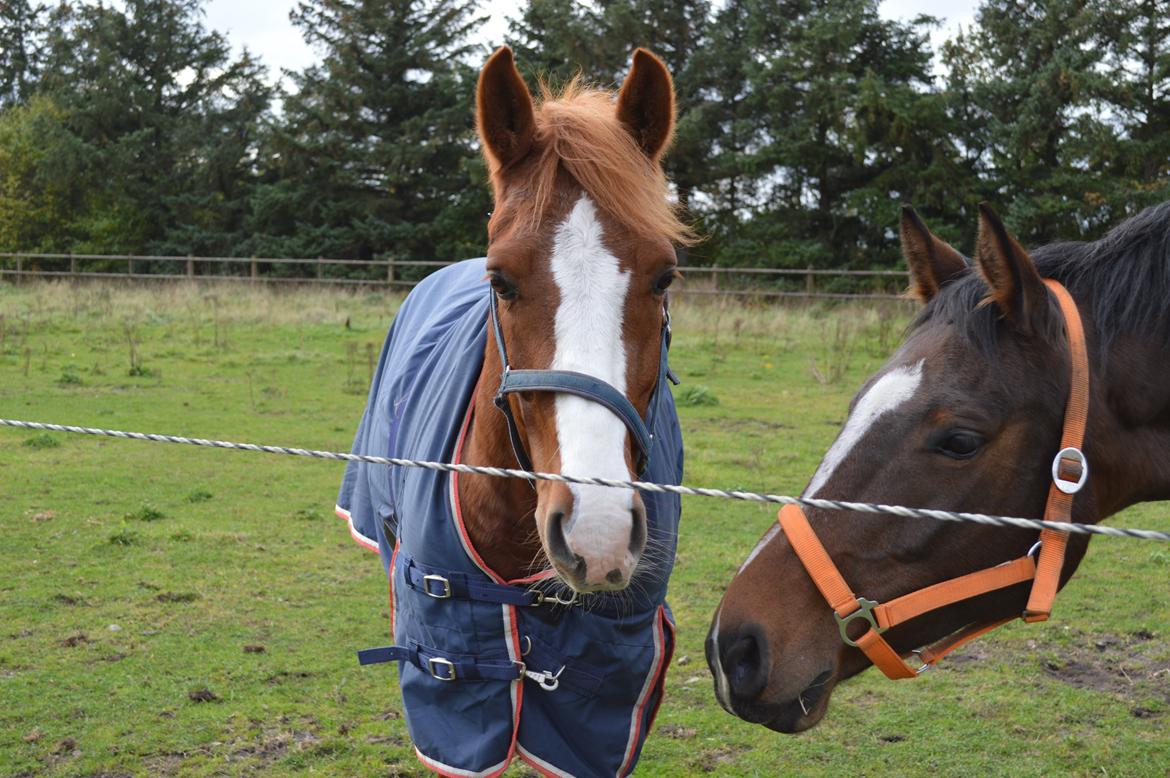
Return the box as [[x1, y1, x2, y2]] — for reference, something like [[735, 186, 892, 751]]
[[1, 280, 1167, 777]]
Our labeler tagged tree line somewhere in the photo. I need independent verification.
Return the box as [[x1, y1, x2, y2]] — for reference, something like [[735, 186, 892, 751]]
[[1, 0, 1167, 278]]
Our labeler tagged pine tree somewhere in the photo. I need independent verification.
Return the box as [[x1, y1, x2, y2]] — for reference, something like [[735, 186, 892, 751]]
[[249, 0, 487, 266], [732, 0, 941, 269], [34, 0, 273, 254], [962, 0, 1113, 243], [0, 0, 46, 106], [1098, 0, 1170, 213]]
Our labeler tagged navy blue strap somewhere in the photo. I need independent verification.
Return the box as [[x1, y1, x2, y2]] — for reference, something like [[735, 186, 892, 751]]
[[357, 644, 524, 683], [398, 551, 541, 607], [489, 288, 674, 477], [497, 369, 653, 471]]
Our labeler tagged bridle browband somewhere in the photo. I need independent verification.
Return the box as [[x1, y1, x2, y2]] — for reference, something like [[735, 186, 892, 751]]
[[489, 288, 676, 479], [781, 279, 1090, 679]]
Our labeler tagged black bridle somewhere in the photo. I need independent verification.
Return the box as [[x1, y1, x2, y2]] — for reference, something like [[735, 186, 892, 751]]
[[489, 289, 676, 479]]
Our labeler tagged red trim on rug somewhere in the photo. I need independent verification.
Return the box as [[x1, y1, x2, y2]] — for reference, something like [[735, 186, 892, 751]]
[[334, 504, 380, 554]]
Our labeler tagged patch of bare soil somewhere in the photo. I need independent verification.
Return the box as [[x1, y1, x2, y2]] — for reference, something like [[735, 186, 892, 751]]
[[691, 744, 750, 773], [1040, 630, 1169, 716]]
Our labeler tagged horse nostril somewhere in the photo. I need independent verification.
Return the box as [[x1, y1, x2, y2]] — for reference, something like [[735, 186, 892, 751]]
[[605, 568, 624, 585], [723, 625, 769, 702], [546, 510, 587, 579], [628, 501, 647, 556]]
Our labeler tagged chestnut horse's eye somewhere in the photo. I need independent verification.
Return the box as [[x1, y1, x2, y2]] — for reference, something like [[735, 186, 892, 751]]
[[935, 430, 985, 459], [653, 269, 677, 295], [489, 272, 519, 301]]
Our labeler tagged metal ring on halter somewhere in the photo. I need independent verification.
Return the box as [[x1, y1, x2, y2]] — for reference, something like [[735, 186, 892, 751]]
[[910, 650, 930, 675], [1051, 447, 1089, 494], [520, 635, 532, 657]]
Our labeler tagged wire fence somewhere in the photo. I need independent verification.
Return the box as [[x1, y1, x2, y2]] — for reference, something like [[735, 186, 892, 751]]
[[0, 252, 912, 301], [3, 418, 1168, 543]]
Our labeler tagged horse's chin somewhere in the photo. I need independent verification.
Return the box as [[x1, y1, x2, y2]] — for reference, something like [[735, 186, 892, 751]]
[[729, 674, 837, 734]]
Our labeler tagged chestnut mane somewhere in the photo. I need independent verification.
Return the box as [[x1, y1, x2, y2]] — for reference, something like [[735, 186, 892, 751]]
[[488, 78, 696, 245]]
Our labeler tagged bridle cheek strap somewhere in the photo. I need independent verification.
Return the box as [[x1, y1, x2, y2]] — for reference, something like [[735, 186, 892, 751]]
[[778, 278, 1091, 679], [1025, 279, 1091, 622]]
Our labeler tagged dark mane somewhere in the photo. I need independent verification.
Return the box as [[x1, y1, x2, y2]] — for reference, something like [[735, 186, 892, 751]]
[[913, 200, 1170, 355]]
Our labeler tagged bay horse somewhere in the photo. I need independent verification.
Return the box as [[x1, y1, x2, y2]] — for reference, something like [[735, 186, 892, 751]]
[[707, 201, 1170, 733], [337, 47, 693, 776]]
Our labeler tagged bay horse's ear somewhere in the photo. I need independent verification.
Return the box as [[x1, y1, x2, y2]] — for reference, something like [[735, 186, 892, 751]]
[[900, 205, 968, 303], [616, 48, 675, 162], [974, 202, 1048, 330], [477, 46, 536, 171]]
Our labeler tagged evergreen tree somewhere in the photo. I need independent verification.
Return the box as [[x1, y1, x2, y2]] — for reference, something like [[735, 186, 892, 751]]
[[1098, 0, 1170, 213], [32, 0, 272, 254], [731, 0, 941, 269], [0, 0, 46, 106], [962, 0, 1113, 243], [249, 0, 487, 266]]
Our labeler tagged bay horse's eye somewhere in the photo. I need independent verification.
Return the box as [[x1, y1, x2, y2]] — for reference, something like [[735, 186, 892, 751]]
[[653, 269, 677, 295], [935, 430, 985, 459], [489, 272, 519, 301]]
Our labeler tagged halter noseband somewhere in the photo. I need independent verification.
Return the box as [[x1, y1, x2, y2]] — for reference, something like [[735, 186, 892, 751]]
[[781, 278, 1090, 679], [489, 288, 675, 479]]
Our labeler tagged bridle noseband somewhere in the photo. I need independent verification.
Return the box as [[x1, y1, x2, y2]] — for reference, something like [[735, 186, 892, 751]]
[[489, 288, 676, 479], [782, 279, 1090, 679]]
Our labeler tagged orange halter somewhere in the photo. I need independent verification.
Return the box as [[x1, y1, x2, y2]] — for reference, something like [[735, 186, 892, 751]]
[[781, 279, 1090, 679]]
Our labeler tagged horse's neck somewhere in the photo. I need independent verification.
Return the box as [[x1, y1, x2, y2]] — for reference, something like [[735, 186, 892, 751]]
[[456, 345, 544, 581], [1091, 334, 1170, 515]]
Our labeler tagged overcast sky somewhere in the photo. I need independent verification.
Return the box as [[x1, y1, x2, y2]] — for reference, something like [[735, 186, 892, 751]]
[[202, 0, 980, 84]]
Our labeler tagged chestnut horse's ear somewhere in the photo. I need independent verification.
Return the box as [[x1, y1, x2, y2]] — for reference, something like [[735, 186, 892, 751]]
[[616, 48, 675, 162], [477, 46, 536, 171], [974, 202, 1048, 330], [900, 205, 968, 303]]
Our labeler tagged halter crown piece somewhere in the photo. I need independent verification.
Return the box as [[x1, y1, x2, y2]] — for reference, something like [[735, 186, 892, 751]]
[[781, 279, 1090, 679], [489, 288, 677, 479]]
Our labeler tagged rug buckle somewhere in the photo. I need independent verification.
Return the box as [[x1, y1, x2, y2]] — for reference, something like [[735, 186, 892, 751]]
[[422, 574, 452, 599]]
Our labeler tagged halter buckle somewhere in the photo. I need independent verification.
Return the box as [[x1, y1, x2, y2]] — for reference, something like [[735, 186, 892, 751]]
[[1051, 447, 1088, 494], [427, 656, 457, 681], [910, 649, 930, 675], [422, 574, 452, 599], [836, 597, 885, 648]]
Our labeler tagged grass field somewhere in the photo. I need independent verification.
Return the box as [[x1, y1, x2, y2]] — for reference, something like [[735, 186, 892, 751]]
[[1, 280, 1168, 777]]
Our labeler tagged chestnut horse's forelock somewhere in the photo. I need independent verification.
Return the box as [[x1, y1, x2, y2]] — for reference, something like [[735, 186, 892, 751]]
[[487, 79, 696, 247]]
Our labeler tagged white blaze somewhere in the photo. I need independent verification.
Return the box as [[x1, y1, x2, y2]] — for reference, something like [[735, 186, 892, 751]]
[[550, 195, 636, 574], [804, 359, 924, 498], [735, 359, 925, 575]]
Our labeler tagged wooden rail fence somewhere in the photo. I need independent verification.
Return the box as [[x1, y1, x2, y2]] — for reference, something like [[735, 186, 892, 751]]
[[0, 252, 911, 301]]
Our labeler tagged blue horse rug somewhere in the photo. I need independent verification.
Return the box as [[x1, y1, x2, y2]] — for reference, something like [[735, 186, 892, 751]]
[[335, 258, 683, 777]]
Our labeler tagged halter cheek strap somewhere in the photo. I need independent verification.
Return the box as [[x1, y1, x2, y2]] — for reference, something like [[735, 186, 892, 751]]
[[781, 278, 1090, 680], [490, 289, 675, 479]]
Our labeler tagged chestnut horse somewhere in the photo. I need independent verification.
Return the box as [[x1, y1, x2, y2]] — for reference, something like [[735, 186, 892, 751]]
[[339, 47, 693, 777], [466, 47, 692, 588], [708, 201, 1170, 732]]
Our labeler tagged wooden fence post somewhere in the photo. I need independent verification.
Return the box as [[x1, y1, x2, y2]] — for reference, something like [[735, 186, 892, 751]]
[[251, 255, 258, 281], [386, 256, 396, 285], [186, 254, 194, 278], [15, 254, 22, 286], [69, 252, 77, 276], [317, 256, 324, 281], [805, 266, 815, 297]]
